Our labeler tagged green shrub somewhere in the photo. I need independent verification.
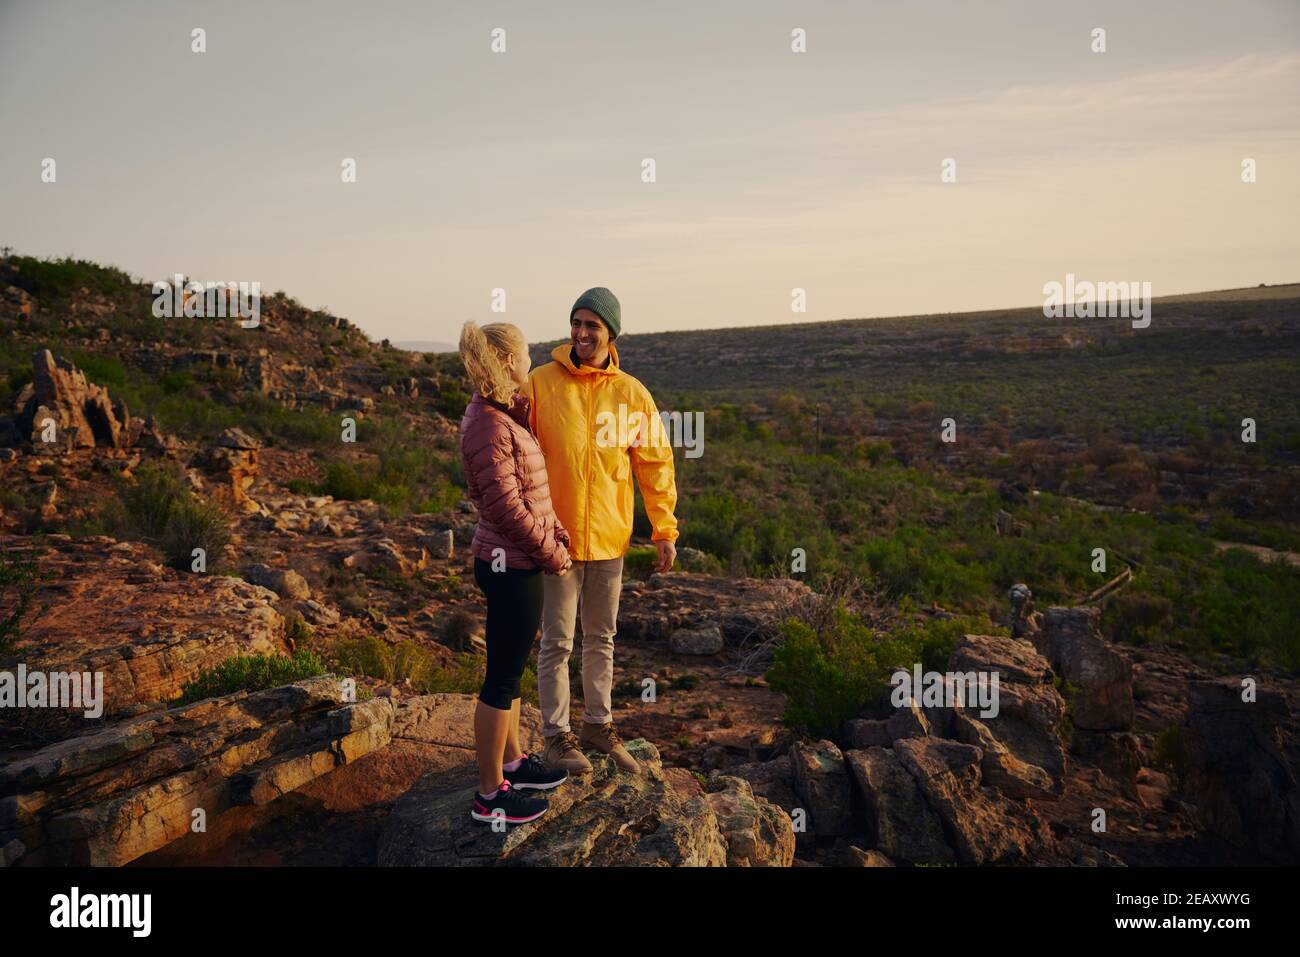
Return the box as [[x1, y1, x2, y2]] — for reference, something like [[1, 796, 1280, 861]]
[[108, 463, 231, 570], [319, 460, 373, 501], [3, 365, 32, 395], [178, 650, 327, 704], [159, 370, 193, 395], [115, 463, 186, 539], [766, 608, 997, 739], [330, 634, 439, 687], [623, 545, 660, 580], [1101, 590, 1175, 646], [0, 544, 47, 658], [767, 606, 915, 739], [69, 351, 127, 389], [157, 493, 231, 571]]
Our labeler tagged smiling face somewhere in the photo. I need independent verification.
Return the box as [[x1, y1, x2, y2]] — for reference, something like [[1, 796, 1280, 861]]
[[570, 308, 611, 367]]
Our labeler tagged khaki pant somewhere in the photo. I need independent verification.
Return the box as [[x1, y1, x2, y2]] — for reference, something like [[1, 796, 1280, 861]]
[[537, 556, 624, 736]]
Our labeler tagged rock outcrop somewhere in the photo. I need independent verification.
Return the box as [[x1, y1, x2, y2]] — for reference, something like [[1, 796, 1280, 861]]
[[1, 535, 286, 744], [948, 632, 1067, 798], [200, 427, 262, 513], [893, 737, 1056, 865], [380, 738, 793, 867], [1032, 606, 1134, 731], [12, 350, 131, 451], [0, 676, 393, 865], [1183, 677, 1300, 863], [846, 747, 954, 864], [789, 738, 855, 837], [617, 573, 813, 646]]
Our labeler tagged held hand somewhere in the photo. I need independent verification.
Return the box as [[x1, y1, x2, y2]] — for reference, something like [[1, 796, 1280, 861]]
[[654, 540, 677, 573]]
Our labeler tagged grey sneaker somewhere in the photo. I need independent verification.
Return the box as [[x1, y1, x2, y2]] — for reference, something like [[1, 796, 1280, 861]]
[[579, 721, 640, 774], [543, 731, 593, 774]]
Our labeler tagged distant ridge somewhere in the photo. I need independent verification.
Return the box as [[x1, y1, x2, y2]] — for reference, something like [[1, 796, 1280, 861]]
[[393, 340, 457, 354]]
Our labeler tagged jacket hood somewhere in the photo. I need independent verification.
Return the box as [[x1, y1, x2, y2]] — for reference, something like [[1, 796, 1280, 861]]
[[549, 341, 621, 378]]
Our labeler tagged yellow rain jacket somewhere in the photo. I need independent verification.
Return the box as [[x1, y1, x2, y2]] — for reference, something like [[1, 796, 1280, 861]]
[[527, 342, 678, 562]]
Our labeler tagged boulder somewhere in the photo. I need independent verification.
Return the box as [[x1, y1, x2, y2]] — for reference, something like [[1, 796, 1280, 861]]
[[706, 774, 795, 866], [948, 633, 1067, 796], [242, 563, 311, 601], [1182, 678, 1300, 863], [379, 740, 758, 867], [845, 747, 954, 864], [669, 625, 725, 655], [346, 538, 428, 577], [886, 698, 931, 741], [893, 737, 1055, 865], [1007, 583, 1042, 641], [789, 739, 855, 837], [710, 754, 800, 815], [1032, 606, 1134, 731], [419, 528, 454, 560], [200, 429, 261, 513]]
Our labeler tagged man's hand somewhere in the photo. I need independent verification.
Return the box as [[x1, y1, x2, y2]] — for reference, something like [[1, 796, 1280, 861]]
[[654, 540, 677, 573]]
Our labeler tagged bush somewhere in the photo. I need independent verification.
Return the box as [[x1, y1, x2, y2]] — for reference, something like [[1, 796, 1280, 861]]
[[767, 606, 918, 739], [116, 463, 185, 540], [330, 634, 440, 687], [285, 610, 314, 644], [178, 650, 327, 704], [766, 606, 998, 739], [623, 545, 660, 579], [1101, 590, 1175, 646], [108, 463, 231, 570], [0, 544, 47, 658], [157, 493, 231, 571], [69, 351, 126, 389]]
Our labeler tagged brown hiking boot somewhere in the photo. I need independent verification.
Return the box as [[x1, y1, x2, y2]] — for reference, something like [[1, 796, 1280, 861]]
[[579, 721, 640, 773], [543, 731, 593, 774]]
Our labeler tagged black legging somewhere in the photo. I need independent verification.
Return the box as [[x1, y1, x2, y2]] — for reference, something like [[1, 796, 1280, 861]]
[[473, 558, 545, 711]]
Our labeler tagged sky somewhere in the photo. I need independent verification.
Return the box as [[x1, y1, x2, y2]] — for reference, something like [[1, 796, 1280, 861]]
[[1, 0, 1298, 345]]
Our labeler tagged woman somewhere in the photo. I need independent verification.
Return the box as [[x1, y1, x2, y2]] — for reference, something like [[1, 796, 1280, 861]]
[[459, 320, 572, 826]]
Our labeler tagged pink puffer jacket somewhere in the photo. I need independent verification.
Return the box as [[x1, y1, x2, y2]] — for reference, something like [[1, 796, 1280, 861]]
[[460, 391, 570, 573]]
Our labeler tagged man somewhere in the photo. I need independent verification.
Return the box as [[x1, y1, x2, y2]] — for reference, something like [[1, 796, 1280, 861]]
[[527, 287, 678, 773]]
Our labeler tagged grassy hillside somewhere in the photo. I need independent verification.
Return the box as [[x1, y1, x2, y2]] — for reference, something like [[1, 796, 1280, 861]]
[[4, 253, 1298, 673]]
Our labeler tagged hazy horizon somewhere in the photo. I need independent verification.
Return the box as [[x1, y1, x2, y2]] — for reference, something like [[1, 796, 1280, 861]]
[[2, 0, 1298, 344]]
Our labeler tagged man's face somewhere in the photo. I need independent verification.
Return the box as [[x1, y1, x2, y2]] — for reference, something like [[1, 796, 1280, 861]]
[[570, 308, 610, 364]]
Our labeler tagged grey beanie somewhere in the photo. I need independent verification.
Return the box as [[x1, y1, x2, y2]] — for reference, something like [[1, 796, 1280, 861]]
[[570, 287, 621, 338]]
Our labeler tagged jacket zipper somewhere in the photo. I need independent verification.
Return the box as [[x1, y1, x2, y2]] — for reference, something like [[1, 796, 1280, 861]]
[[585, 374, 593, 560]]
